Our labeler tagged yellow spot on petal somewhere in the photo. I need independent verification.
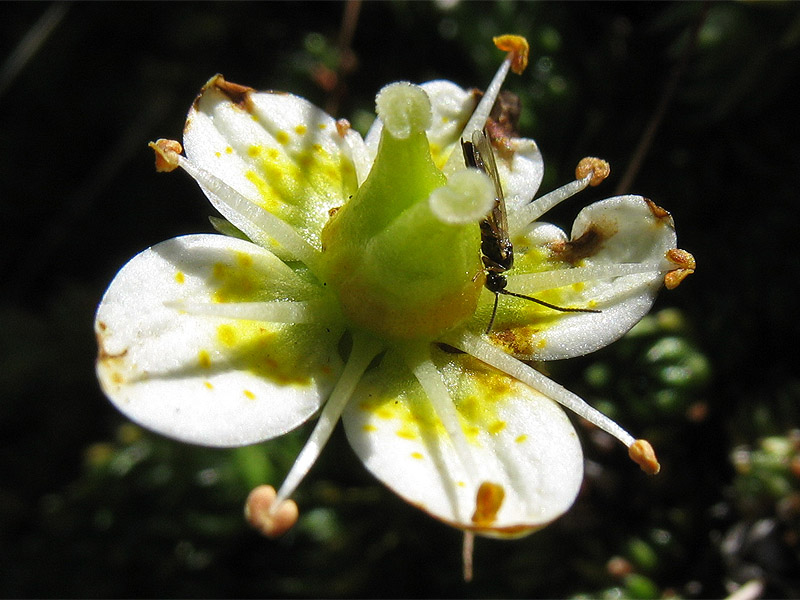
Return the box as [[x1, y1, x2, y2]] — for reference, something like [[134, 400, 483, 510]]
[[411, 452, 424, 460], [235, 251, 253, 268], [318, 123, 327, 130], [248, 145, 262, 157], [362, 424, 378, 433], [217, 324, 236, 347], [174, 271, 185, 284], [396, 428, 417, 440], [488, 421, 506, 435], [204, 381, 214, 390], [275, 130, 290, 145], [515, 434, 528, 444], [457, 481, 466, 487], [244, 390, 256, 400], [295, 124, 307, 135], [375, 407, 394, 420], [225, 146, 233, 154], [198, 350, 212, 369], [214, 151, 221, 158]]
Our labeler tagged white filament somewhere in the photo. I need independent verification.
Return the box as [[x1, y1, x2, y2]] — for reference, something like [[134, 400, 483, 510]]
[[508, 261, 669, 296], [270, 333, 383, 512], [508, 174, 593, 234], [165, 300, 319, 323], [453, 331, 636, 448], [177, 155, 321, 268]]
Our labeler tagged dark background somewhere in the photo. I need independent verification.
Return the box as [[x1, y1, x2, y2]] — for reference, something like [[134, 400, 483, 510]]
[[2, 1, 799, 597]]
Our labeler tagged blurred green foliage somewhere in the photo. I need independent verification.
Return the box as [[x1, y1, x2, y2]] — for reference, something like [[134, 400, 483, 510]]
[[2, 1, 800, 597]]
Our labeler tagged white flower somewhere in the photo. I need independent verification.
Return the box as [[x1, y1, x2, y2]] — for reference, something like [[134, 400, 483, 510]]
[[95, 35, 693, 551]]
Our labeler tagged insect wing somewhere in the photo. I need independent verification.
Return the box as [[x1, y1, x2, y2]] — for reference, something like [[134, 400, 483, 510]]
[[471, 130, 512, 264]]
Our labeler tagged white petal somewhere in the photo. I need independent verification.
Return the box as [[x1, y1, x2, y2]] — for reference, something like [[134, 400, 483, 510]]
[[95, 234, 343, 447], [490, 195, 678, 360], [342, 348, 583, 536], [182, 76, 370, 253], [493, 136, 544, 212]]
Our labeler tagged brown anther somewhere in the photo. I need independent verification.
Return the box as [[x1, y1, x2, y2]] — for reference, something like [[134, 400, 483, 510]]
[[244, 485, 299, 538], [575, 157, 611, 186], [664, 248, 696, 289], [335, 118, 351, 138], [149, 139, 182, 173], [629, 439, 661, 475], [471, 481, 505, 526], [493, 35, 529, 75]]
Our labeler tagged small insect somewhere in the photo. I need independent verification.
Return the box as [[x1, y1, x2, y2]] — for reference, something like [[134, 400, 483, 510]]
[[461, 129, 599, 333]]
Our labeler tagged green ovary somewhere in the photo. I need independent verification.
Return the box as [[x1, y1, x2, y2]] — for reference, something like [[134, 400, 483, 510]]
[[320, 124, 483, 341]]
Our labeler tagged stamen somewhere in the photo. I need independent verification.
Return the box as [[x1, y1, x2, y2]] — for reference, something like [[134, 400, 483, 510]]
[[244, 484, 299, 538], [508, 261, 670, 296], [405, 348, 483, 486], [429, 169, 495, 224], [575, 157, 610, 187], [508, 171, 594, 233], [165, 300, 319, 323], [150, 141, 321, 269], [664, 248, 696, 289], [270, 333, 383, 513], [452, 331, 636, 448], [443, 44, 516, 175]]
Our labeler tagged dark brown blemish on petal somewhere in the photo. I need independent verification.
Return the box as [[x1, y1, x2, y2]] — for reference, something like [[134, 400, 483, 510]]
[[550, 223, 616, 266], [212, 75, 256, 109], [490, 326, 540, 357], [643, 198, 675, 227]]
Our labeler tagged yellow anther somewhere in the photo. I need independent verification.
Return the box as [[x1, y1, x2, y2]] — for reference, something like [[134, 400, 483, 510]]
[[664, 248, 696, 289], [493, 35, 530, 75], [628, 439, 661, 475], [149, 139, 182, 173], [575, 157, 611, 186]]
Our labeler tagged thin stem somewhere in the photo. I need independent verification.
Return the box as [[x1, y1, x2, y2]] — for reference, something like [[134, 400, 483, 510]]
[[165, 300, 320, 324], [452, 331, 635, 447], [177, 156, 321, 270], [405, 348, 482, 481], [508, 261, 668, 296], [507, 174, 592, 233], [271, 332, 383, 511]]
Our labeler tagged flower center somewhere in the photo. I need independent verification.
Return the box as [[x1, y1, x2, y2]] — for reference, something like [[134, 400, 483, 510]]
[[320, 83, 490, 341]]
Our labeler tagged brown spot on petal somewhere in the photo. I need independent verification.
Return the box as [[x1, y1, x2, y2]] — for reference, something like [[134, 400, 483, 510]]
[[490, 326, 540, 357], [629, 439, 661, 475], [471, 481, 505, 527], [211, 74, 255, 109], [644, 198, 675, 227], [551, 223, 616, 265]]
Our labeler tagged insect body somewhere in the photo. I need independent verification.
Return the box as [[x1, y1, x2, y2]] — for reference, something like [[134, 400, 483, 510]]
[[461, 129, 599, 333]]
